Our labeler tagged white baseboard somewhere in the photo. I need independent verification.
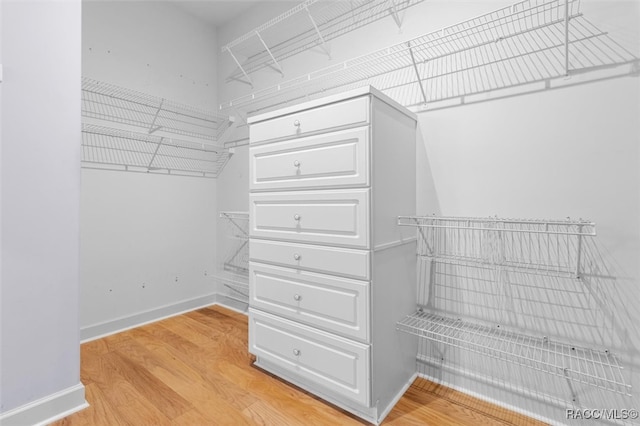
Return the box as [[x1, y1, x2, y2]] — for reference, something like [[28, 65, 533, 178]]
[[377, 372, 418, 424], [215, 293, 248, 315], [0, 383, 87, 426], [416, 371, 560, 426], [80, 293, 217, 342]]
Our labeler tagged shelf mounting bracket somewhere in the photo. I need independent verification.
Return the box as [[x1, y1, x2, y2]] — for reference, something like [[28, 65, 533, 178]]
[[575, 223, 583, 278], [225, 47, 254, 87], [148, 99, 164, 134], [217, 117, 239, 147], [407, 42, 428, 104], [563, 0, 571, 76], [304, 4, 331, 59], [148, 136, 164, 170], [388, 0, 403, 29], [254, 31, 284, 77], [563, 368, 579, 403]]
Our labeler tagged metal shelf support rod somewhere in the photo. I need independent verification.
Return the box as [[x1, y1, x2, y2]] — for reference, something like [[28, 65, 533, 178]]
[[408, 41, 428, 104], [575, 224, 583, 278], [564, 0, 571, 75], [223, 283, 249, 298], [255, 31, 284, 77], [147, 136, 164, 169], [564, 368, 578, 402], [148, 98, 164, 134], [304, 4, 331, 58], [388, 0, 403, 29], [226, 48, 253, 87]]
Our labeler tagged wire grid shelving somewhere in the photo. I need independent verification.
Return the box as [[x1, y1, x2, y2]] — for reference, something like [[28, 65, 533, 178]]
[[396, 214, 631, 397], [222, 0, 425, 85], [397, 215, 596, 278], [82, 78, 235, 178], [82, 124, 231, 178], [216, 212, 250, 306], [220, 0, 638, 115], [397, 310, 631, 395]]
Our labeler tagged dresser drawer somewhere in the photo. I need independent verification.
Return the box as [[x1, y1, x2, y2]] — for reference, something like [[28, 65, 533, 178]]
[[250, 96, 369, 144], [249, 308, 370, 406], [250, 262, 370, 341], [250, 189, 370, 248], [250, 127, 370, 191], [249, 239, 370, 280]]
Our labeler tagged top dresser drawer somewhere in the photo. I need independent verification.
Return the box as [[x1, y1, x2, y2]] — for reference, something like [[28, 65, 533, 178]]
[[250, 96, 369, 144]]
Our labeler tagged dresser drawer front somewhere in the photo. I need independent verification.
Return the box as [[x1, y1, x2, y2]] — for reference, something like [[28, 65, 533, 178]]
[[250, 96, 369, 144], [250, 263, 369, 341], [250, 189, 370, 248], [249, 309, 370, 405], [250, 127, 370, 191], [249, 239, 370, 280]]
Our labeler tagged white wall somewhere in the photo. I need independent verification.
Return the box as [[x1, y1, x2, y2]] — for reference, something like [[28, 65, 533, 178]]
[[81, 1, 219, 339], [217, 1, 640, 423], [0, 0, 86, 423]]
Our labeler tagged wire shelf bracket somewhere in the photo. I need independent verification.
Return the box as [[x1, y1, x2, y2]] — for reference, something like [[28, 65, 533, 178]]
[[217, 212, 250, 306], [214, 272, 250, 305], [220, 0, 426, 83], [219, 211, 250, 276], [220, 0, 639, 115]]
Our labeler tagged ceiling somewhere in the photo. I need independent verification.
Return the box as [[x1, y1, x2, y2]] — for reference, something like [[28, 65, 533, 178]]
[[170, 1, 267, 27]]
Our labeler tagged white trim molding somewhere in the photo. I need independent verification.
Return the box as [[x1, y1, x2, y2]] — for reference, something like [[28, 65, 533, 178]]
[[0, 383, 87, 426], [81, 294, 217, 342]]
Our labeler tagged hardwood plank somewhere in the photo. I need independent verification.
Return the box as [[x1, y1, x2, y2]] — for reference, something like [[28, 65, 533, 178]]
[[242, 400, 309, 426], [216, 359, 365, 425], [131, 323, 259, 411], [118, 336, 257, 420], [53, 306, 547, 426], [115, 394, 172, 426], [102, 350, 192, 419]]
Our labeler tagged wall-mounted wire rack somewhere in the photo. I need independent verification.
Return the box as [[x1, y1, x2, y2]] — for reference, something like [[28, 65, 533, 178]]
[[396, 214, 631, 397], [220, 0, 638, 115], [219, 211, 250, 275], [397, 215, 596, 279], [215, 212, 250, 307], [82, 124, 231, 178], [222, 0, 425, 85], [82, 77, 236, 178], [397, 310, 631, 396]]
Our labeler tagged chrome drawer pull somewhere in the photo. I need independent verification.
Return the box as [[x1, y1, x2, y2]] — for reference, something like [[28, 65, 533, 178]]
[[294, 214, 301, 221], [293, 294, 302, 301], [293, 349, 301, 356], [293, 160, 301, 167], [293, 119, 300, 127], [293, 253, 301, 261]]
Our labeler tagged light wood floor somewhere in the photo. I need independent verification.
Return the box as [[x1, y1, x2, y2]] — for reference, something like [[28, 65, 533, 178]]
[[53, 306, 546, 425]]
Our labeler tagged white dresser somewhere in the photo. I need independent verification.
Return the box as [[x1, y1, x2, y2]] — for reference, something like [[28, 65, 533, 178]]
[[247, 87, 417, 424]]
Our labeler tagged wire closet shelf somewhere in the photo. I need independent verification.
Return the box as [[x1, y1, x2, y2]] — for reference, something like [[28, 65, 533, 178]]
[[397, 311, 631, 395], [396, 215, 631, 396], [82, 78, 235, 178], [215, 212, 250, 305], [222, 0, 425, 85], [397, 215, 596, 278], [220, 0, 638, 115]]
